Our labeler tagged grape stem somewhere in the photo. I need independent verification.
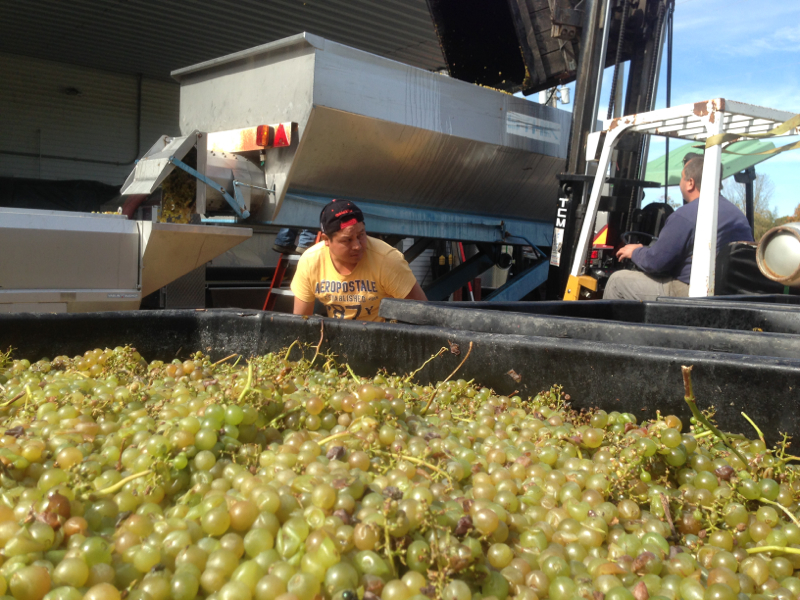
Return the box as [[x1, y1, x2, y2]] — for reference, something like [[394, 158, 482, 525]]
[[746, 546, 800, 555], [96, 470, 152, 495], [757, 497, 800, 528], [284, 341, 301, 362], [267, 407, 302, 428], [403, 347, 448, 383], [308, 322, 325, 368], [660, 492, 677, 537], [741, 412, 765, 444], [383, 517, 396, 577], [211, 353, 239, 366], [236, 361, 254, 404], [0, 391, 25, 408], [316, 431, 350, 446], [372, 449, 452, 482], [420, 342, 473, 416], [681, 366, 748, 465], [346, 364, 361, 384]]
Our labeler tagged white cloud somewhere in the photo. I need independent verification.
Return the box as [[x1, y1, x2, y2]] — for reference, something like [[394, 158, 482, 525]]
[[674, 3, 800, 57], [777, 24, 800, 44], [720, 24, 800, 57]]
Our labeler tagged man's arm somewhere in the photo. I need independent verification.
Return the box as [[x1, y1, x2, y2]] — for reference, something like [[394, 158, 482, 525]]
[[404, 282, 427, 301], [289, 252, 317, 315], [293, 297, 315, 316], [381, 247, 426, 301], [629, 213, 692, 275]]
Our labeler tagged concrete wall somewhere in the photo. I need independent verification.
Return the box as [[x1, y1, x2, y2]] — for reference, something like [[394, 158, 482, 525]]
[[0, 53, 179, 185]]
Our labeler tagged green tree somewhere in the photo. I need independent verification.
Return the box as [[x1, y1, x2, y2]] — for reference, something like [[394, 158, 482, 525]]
[[722, 173, 778, 241]]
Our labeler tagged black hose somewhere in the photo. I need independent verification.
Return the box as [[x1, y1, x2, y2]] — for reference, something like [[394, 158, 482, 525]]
[[664, 1, 674, 196], [626, 1, 667, 231], [607, 0, 631, 120], [643, 3, 666, 117]]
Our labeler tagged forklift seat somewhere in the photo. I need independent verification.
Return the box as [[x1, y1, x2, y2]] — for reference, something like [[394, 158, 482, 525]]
[[714, 241, 794, 296]]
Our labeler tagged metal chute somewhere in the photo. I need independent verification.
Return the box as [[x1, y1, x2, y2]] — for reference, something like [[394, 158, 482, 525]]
[[120, 131, 267, 219]]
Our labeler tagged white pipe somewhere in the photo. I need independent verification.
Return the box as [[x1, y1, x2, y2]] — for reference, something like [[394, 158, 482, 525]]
[[757, 222, 800, 286]]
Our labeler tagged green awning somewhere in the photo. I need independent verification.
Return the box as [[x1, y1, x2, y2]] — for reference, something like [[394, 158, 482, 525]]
[[645, 139, 776, 186]]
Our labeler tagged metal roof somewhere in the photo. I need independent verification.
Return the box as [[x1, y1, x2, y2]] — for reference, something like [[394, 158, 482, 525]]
[[0, 0, 446, 81]]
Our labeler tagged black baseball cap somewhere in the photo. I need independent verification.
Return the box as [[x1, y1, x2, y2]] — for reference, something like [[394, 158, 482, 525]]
[[319, 199, 364, 237]]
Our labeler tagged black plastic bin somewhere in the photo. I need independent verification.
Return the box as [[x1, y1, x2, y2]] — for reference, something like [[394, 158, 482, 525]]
[[661, 294, 800, 305], [379, 300, 800, 360], [382, 299, 800, 335], [0, 310, 798, 444]]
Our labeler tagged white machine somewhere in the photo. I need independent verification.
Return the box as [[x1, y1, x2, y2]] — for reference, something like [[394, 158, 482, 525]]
[[0, 208, 251, 313]]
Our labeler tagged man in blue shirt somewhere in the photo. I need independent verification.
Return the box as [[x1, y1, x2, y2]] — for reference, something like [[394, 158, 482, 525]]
[[604, 156, 753, 301]]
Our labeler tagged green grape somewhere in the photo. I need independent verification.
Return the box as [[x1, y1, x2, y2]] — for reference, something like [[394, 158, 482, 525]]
[[255, 575, 287, 600], [53, 559, 89, 588], [170, 572, 199, 600], [442, 580, 471, 600]]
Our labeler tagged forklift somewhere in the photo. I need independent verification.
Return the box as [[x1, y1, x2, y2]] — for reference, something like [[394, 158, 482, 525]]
[[425, 0, 798, 301]]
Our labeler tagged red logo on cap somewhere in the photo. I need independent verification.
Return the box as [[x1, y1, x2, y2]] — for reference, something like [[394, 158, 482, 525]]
[[340, 218, 358, 230]]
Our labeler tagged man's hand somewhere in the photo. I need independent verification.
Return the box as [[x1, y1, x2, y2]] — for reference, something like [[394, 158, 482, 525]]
[[616, 243, 643, 261]]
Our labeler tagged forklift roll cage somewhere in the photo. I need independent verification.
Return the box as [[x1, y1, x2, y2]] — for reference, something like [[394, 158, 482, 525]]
[[564, 98, 800, 300]]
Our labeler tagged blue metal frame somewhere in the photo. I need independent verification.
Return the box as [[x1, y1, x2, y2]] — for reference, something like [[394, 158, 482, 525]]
[[197, 189, 554, 301], [263, 193, 553, 246], [169, 157, 251, 219], [484, 260, 550, 301]]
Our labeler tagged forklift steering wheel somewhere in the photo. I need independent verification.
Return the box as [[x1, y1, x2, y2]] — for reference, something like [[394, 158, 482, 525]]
[[621, 231, 657, 245]]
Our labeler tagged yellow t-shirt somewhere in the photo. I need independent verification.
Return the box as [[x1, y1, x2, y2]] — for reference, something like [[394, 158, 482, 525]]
[[290, 237, 418, 321]]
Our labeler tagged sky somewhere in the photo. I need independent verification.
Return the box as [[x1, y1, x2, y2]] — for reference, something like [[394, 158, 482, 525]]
[[523, 0, 800, 216]]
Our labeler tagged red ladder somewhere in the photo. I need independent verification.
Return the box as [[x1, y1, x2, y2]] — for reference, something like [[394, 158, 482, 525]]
[[263, 232, 321, 311]]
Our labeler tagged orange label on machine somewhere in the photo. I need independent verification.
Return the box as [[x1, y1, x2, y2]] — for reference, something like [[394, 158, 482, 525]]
[[207, 122, 296, 153]]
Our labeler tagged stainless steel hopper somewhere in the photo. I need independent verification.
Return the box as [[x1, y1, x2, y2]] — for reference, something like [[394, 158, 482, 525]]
[[168, 33, 570, 243]]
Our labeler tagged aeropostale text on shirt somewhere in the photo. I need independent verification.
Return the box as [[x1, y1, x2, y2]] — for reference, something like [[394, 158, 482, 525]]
[[314, 279, 378, 294]]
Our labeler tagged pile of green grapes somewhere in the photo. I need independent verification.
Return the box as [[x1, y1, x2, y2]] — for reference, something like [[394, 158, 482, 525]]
[[0, 344, 799, 600]]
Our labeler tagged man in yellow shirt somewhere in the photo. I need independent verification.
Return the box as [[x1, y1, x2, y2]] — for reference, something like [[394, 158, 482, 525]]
[[291, 200, 427, 321]]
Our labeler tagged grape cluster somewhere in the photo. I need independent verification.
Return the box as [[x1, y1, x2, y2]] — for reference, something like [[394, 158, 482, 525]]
[[160, 167, 197, 224], [0, 343, 799, 600]]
